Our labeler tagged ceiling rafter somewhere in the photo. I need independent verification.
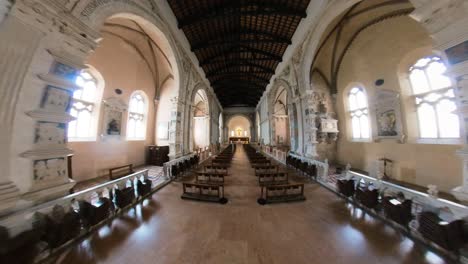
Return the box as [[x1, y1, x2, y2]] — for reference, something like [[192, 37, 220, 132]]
[[177, 3, 306, 28], [206, 62, 275, 76], [192, 39, 289, 52], [201, 57, 277, 66], [209, 74, 270, 83], [168, 0, 310, 107], [190, 29, 291, 51], [199, 45, 283, 67], [207, 70, 272, 77]]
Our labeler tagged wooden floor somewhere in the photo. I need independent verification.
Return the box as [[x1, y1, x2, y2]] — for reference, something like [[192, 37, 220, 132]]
[[58, 145, 451, 264]]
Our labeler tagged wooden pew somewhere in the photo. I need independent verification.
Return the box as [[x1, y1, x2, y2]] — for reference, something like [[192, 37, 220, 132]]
[[196, 172, 225, 184], [203, 165, 228, 175], [78, 198, 113, 227], [254, 165, 278, 176], [211, 160, 231, 167], [181, 182, 228, 204], [258, 172, 288, 186], [109, 164, 134, 180], [418, 211, 466, 252], [257, 183, 306, 205], [251, 160, 271, 168]]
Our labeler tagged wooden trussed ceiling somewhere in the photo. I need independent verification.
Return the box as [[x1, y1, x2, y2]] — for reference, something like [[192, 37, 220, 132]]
[[168, 0, 310, 107]]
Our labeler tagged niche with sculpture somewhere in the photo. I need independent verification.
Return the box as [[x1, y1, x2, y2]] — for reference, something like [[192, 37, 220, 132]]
[[102, 97, 127, 139], [310, 74, 338, 161]]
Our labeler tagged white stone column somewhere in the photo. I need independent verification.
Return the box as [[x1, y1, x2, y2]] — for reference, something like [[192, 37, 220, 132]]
[[0, 0, 12, 27], [410, 0, 468, 201], [303, 91, 318, 157], [0, 0, 99, 211], [0, 12, 42, 212]]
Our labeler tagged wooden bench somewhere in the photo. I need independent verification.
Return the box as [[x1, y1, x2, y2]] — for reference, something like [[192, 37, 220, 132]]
[[251, 160, 271, 168], [109, 164, 134, 180], [254, 165, 278, 176], [203, 165, 228, 175], [382, 196, 413, 227], [211, 160, 231, 167], [196, 172, 225, 184], [181, 182, 228, 204], [258, 172, 288, 186], [258, 183, 306, 205]]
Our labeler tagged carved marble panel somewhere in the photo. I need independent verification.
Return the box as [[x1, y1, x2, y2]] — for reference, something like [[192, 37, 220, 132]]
[[50, 61, 79, 82], [34, 121, 66, 146], [33, 158, 67, 182], [446, 40, 468, 65], [40, 85, 73, 112]]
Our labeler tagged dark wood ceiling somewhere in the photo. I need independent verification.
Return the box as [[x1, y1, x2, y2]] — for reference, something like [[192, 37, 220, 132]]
[[167, 0, 310, 107]]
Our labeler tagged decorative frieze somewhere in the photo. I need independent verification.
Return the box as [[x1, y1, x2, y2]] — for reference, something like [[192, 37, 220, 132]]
[[13, 0, 99, 55]]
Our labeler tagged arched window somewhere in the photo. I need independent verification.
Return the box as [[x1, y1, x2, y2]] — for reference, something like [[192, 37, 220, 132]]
[[409, 56, 459, 139], [348, 87, 370, 139], [68, 70, 99, 141], [127, 91, 147, 140]]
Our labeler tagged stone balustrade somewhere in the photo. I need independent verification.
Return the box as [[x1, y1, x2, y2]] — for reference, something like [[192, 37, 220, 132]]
[[0, 169, 163, 263], [342, 170, 468, 220], [0, 169, 150, 236]]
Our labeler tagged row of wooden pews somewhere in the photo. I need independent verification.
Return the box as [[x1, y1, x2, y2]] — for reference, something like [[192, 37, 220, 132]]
[[336, 178, 467, 253], [180, 145, 234, 204], [244, 144, 306, 205], [0, 170, 155, 263], [170, 155, 200, 179], [286, 155, 317, 180]]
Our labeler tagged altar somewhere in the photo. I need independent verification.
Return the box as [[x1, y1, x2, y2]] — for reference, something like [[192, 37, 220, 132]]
[[229, 137, 250, 144]]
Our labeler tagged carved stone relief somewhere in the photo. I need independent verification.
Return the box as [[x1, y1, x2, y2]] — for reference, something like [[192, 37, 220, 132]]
[[101, 97, 127, 138], [40, 86, 73, 112], [50, 61, 79, 81], [34, 122, 66, 146], [33, 158, 67, 182]]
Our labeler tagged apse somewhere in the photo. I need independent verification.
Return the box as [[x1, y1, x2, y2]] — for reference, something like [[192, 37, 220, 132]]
[[227, 115, 252, 143]]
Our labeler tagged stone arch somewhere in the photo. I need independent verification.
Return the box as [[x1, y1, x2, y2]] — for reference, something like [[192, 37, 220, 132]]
[[300, 0, 361, 95], [218, 113, 223, 143], [268, 79, 297, 148], [80, 3, 185, 156], [225, 114, 254, 142], [256, 111, 261, 143], [185, 84, 211, 152], [4, 2, 187, 199], [396, 46, 451, 141]]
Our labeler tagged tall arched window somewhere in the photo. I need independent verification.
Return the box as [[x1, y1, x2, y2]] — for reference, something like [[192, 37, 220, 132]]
[[348, 86, 370, 139], [409, 56, 459, 139], [68, 70, 99, 141], [127, 91, 147, 140]]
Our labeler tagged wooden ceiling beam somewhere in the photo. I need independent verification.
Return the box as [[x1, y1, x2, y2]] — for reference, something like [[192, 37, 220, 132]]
[[212, 73, 270, 84], [201, 57, 277, 66], [214, 82, 265, 91], [206, 62, 274, 76], [207, 71, 271, 81], [178, 4, 306, 28], [199, 45, 282, 66], [191, 30, 291, 51], [192, 39, 289, 52]]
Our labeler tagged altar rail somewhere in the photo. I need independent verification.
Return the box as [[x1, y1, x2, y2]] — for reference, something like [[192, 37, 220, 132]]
[[260, 145, 288, 164], [0, 169, 169, 263], [260, 147, 329, 178], [163, 153, 196, 178], [163, 148, 212, 178], [328, 170, 468, 262], [287, 152, 329, 179], [342, 170, 468, 219], [0, 169, 149, 236]]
